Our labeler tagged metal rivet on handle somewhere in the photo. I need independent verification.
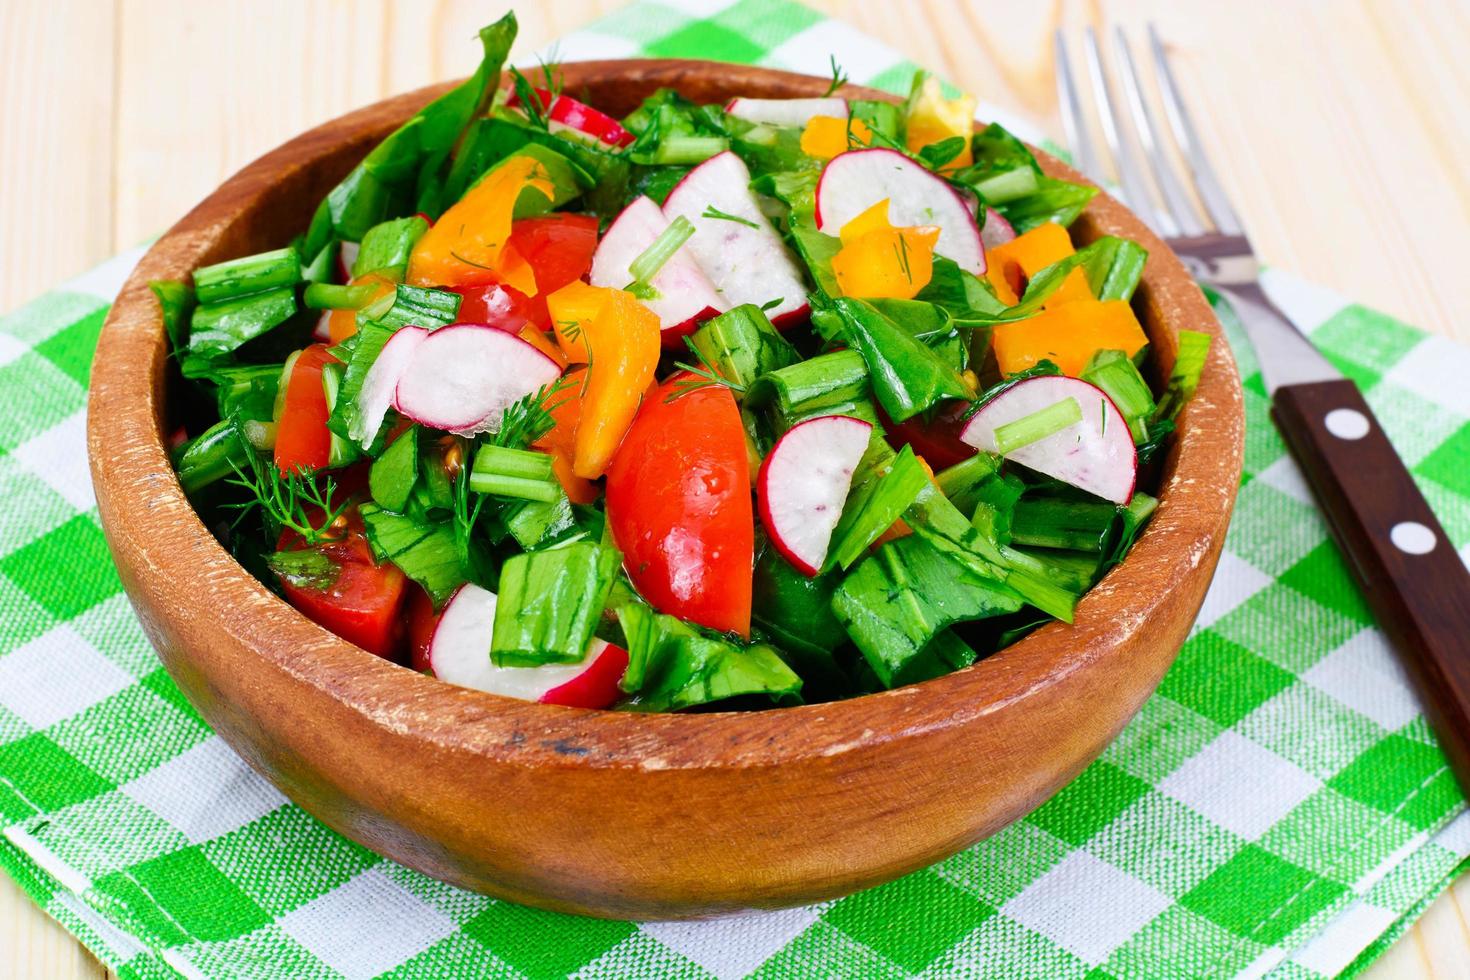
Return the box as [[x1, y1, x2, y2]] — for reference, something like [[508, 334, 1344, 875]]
[[1324, 408, 1370, 440], [1390, 521, 1437, 555]]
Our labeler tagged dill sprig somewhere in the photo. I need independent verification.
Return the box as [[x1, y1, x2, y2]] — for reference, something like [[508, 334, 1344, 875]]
[[702, 205, 760, 229], [666, 336, 747, 403], [893, 232, 913, 283], [509, 65, 551, 131], [491, 376, 578, 450], [225, 452, 349, 547], [821, 55, 849, 98]]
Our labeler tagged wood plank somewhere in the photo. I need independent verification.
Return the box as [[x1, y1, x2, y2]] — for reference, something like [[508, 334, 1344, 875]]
[[0, 873, 109, 979], [0, 0, 117, 314]]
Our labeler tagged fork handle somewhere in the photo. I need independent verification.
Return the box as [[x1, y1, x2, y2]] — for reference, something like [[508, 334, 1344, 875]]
[[1272, 380, 1470, 780]]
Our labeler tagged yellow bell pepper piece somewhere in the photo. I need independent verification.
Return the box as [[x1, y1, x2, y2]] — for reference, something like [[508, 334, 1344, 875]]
[[831, 200, 940, 300], [991, 299, 1148, 377], [800, 115, 872, 159], [905, 75, 976, 169], [405, 155, 553, 293], [986, 222, 1092, 308], [545, 282, 661, 479]]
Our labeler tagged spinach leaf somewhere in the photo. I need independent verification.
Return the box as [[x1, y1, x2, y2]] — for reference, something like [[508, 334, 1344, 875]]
[[358, 502, 466, 605], [491, 542, 621, 667], [831, 297, 972, 422], [616, 603, 803, 711]]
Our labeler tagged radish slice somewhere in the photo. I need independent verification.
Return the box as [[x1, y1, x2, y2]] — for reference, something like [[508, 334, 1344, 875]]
[[351, 325, 428, 444], [757, 415, 874, 576], [312, 310, 333, 343], [726, 96, 847, 128], [661, 151, 810, 327], [508, 87, 635, 148], [429, 584, 627, 707], [815, 148, 986, 274], [336, 241, 360, 283], [959, 376, 1136, 504], [393, 323, 562, 436], [589, 196, 726, 346], [981, 207, 1016, 250]]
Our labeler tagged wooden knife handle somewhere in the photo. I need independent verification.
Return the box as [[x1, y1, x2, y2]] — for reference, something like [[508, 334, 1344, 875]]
[[1273, 379, 1470, 783]]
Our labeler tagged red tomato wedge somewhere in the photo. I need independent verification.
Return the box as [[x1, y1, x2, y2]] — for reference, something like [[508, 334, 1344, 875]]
[[605, 376, 754, 636], [510, 214, 600, 327], [275, 511, 407, 660], [405, 585, 440, 673], [274, 344, 337, 475], [447, 215, 598, 331]]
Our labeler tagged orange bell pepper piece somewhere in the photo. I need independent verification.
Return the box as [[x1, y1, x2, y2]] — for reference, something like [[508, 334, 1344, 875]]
[[532, 366, 598, 504], [405, 155, 552, 293], [800, 115, 873, 159], [831, 200, 940, 300], [547, 280, 609, 364], [545, 282, 661, 479], [325, 273, 396, 343], [991, 299, 1149, 377], [986, 222, 1092, 308], [517, 324, 567, 370]]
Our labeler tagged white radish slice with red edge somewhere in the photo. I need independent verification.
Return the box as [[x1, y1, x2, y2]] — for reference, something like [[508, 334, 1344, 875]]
[[981, 207, 1016, 250], [589, 195, 727, 346], [725, 96, 847, 128], [758, 415, 874, 576], [815, 148, 986, 274], [959, 375, 1136, 505], [429, 584, 628, 707], [661, 151, 810, 328], [393, 323, 562, 436], [350, 325, 428, 444], [312, 310, 333, 343], [508, 87, 635, 148], [336, 241, 360, 283]]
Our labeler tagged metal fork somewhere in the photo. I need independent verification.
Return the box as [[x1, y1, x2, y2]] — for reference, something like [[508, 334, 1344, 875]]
[[1055, 26, 1470, 788]]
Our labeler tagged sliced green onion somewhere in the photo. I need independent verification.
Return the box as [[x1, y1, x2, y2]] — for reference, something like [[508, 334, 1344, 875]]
[[467, 445, 559, 502], [933, 452, 1001, 509], [352, 214, 429, 281], [1082, 350, 1154, 443], [303, 281, 383, 311], [826, 446, 931, 571], [992, 397, 1081, 455], [745, 348, 870, 426], [491, 541, 622, 667], [319, 363, 359, 468], [688, 305, 800, 392], [369, 426, 419, 513], [998, 544, 1079, 622], [1154, 329, 1211, 422], [650, 136, 728, 165], [972, 167, 1039, 204], [627, 214, 697, 286], [193, 246, 300, 305]]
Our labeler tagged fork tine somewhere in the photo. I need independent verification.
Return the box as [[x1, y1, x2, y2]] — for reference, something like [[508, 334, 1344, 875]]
[[1052, 30, 1102, 184], [1147, 23, 1243, 235], [1112, 27, 1206, 236], [1081, 26, 1171, 234]]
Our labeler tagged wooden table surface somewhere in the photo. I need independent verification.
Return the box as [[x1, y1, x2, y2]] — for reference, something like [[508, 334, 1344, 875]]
[[2, 1, 1468, 977]]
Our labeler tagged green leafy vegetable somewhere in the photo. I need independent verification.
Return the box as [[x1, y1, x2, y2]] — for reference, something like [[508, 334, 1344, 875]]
[[491, 542, 621, 667], [183, 287, 299, 377], [359, 501, 466, 605], [1154, 329, 1211, 422], [616, 603, 802, 711], [265, 549, 340, 592], [826, 445, 931, 571], [688, 305, 800, 392], [369, 426, 420, 512], [1082, 349, 1155, 443], [352, 215, 429, 280], [831, 297, 972, 422], [1010, 495, 1118, 553], [172, 417, 251, 496], [832, 534, 1021, 687]]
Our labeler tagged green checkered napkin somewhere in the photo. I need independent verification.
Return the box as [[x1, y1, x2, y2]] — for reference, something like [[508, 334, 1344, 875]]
[[3, 2, 1469, 977]]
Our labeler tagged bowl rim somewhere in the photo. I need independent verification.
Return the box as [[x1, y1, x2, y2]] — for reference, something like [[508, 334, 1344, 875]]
[[88, 59, 1243, 774]]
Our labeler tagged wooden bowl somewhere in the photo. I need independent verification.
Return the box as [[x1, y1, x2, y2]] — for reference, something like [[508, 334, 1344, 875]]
[[88, 60, 1243, 920]]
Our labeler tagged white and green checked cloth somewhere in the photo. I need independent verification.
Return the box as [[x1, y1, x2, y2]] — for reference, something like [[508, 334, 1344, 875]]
[[4, 2, 1470, 977]]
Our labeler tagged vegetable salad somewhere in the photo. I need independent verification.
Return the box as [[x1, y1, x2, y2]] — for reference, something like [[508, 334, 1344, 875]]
[[160, 12, 1209, 712]]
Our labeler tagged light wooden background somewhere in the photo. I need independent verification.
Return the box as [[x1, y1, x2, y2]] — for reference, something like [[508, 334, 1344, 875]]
[[3, 1, 1469, 977]]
